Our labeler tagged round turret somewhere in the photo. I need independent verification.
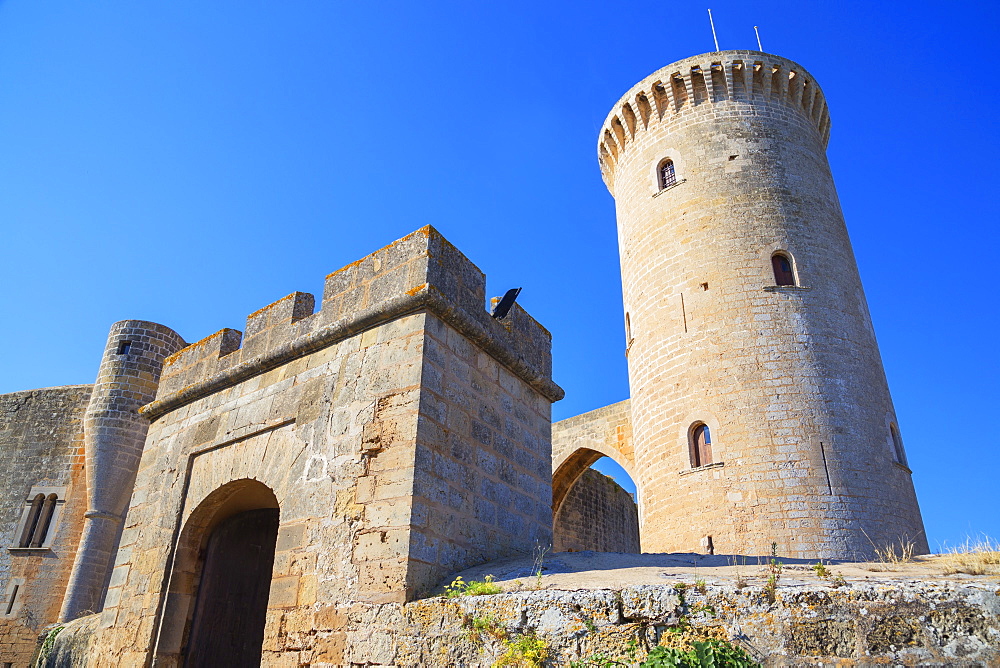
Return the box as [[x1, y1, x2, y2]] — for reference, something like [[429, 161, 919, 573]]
[[601, 51, 925, 559], [60, 320, 185, 620]]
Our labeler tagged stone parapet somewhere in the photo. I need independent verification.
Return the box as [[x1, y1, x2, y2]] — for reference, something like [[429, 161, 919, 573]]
[[147, 226, 561, 421], [598, 50, 831, 194]]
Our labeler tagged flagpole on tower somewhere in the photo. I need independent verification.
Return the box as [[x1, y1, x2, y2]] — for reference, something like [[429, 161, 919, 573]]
[[754, 26, 763, 51], [708, 9, 720, 52]]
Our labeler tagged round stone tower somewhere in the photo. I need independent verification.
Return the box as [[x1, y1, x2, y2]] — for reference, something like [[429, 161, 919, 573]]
[[599, 51, 926, 559], [60, 320, 186, 621]]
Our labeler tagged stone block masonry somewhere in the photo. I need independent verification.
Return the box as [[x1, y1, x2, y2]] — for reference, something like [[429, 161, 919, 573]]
[[61, 321, 186, 622], [47, 570, 1000, 666], [82, 226, 562, 666], [0, 386, 91, 668], [596, 51, 926, 559], [551, 399, 634, 522]]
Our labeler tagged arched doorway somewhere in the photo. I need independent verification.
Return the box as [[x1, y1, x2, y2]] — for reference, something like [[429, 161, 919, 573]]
[[156, 479, 280, 666], [185, 508, 279, 666]]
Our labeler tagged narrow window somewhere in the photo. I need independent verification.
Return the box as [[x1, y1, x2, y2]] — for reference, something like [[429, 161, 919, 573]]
[[890, 424, 906, 465], [18, 494, 44, 548], [4, 585, 18, 615], [658, 159, 676, 190], [625, 313, 632, 342], [771, 253, 796, 286], [690, 423, 713, 468], [117, 340, 132, 355], [29, 494, 58, 548]]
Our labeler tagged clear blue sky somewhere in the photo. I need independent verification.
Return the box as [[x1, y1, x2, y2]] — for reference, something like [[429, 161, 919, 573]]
[[0, 1, 996, 552]]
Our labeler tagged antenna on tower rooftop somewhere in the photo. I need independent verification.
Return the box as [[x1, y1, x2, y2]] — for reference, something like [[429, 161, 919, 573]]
[[707, 9, 720, 52], [754, 26, 763, 51]]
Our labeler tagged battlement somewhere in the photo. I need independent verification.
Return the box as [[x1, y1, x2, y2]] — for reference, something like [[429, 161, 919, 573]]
[[598, 51, 831, 189], [144, 226, 561, 419]]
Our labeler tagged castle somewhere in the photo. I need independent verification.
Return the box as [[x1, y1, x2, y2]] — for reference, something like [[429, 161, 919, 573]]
[[0, 50, 925, 666]]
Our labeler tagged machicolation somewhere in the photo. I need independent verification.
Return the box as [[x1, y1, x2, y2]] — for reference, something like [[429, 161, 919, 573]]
[[599, 51, 831, 193]]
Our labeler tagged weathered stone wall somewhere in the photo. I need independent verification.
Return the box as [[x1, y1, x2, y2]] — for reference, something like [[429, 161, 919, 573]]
[[46, 578, 1000, 666], [80, 227, 559, 666], [554, 469, 639, 553], [0, 385, 90, 667], [598, 51, 925, 558]]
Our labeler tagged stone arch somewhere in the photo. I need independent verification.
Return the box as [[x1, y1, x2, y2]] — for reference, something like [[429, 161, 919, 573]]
[[155, 478, 280, 665], [552, 443, 640, 553], [551, 399, 637, 515], [552, 446, 636, 516]]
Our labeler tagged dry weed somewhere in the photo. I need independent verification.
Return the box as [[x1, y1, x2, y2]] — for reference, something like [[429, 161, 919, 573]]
[[862, 529, 918, 572], [938, 536, 1000, 576]]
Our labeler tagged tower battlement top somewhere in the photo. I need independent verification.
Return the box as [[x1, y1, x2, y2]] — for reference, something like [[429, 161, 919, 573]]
[[142, 226, 562, 420], [598, 51, 832, 191]]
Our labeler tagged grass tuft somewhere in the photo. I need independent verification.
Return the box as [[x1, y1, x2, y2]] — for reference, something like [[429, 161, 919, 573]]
[[938, 536, 1000, 576]]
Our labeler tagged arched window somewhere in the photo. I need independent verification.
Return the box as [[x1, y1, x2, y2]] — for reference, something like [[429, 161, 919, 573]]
[[17, 495, 44, 548], [890, 424, 906, 465], [14, 489, 62, 549], [658, 159, 677, 190], [30, 495, 58, 548], [771, 252, 796, 286], [689, 423, 713, 468]]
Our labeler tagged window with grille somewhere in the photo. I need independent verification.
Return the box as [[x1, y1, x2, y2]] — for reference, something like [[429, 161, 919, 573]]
[[658, 159, 677, 190]]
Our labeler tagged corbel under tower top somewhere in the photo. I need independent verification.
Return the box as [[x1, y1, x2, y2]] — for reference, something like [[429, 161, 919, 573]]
[[597, 50, 832, 196]]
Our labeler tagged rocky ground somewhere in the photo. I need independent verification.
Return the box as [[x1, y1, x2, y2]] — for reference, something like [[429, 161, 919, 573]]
[[42, 551, 1000, 667], [404, 551, 1000, 667]]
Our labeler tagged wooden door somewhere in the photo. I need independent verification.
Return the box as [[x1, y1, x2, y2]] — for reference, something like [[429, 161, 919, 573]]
[[185, 508, 279, 667]]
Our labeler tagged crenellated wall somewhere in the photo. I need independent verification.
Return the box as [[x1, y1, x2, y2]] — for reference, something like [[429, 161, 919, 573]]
[[148, 226, 559, 420], [598, 51, 831, 195], [83, 226, 562, 666]]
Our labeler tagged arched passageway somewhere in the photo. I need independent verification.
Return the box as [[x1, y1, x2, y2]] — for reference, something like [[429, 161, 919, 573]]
[[553, 450, 640, 553], [156, 479, 280, 667], [551, 400, 641, 553]]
